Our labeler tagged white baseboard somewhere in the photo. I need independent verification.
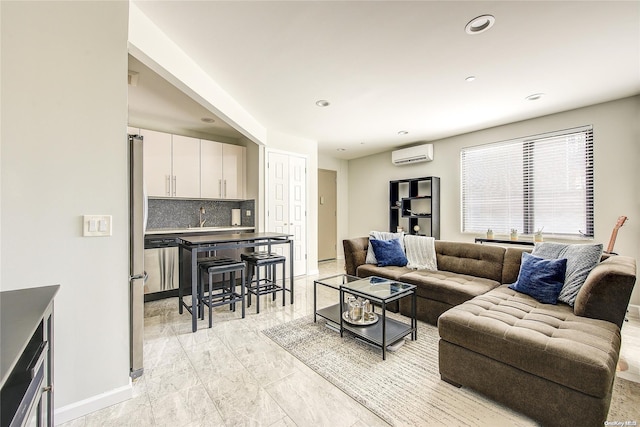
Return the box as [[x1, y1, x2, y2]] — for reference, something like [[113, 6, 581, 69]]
[[54, 381, 133, 425], [627, 304, 640, 319]]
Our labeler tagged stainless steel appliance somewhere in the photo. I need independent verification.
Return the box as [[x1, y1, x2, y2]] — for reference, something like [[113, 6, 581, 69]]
[[128, 134, 146, 379], [144, 237, 179, 296]]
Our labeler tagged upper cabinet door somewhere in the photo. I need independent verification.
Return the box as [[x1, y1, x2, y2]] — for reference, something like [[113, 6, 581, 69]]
[[222, 144, 246, 199], [140, 129, 172, 197], [171, 135, 200, 198], [139, 128, 246, 200], [200, 140, 224, 199]]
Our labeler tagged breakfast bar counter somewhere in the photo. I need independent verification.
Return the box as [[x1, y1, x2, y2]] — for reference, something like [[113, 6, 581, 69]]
[[177, 232, 294, 332]]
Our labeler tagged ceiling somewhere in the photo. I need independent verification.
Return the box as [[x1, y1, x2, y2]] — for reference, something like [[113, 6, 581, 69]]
[[128, 56, 244, 141], [129, 1, 640, 160]]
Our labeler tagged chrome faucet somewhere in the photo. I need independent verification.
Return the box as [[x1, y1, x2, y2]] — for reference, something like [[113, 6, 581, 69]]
[[199, 207, 207, 227]]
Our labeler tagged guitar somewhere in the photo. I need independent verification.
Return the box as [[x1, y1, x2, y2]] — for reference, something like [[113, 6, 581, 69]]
[[605, 215, 628, 254]]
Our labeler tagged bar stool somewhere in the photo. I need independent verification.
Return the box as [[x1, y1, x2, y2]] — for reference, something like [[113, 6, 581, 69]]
[[241, 252, 286, 314], [198, 257, 246, 328]]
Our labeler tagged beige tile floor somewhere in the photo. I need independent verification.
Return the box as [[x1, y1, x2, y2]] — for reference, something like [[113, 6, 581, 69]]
[[60, 260, 640, 426]]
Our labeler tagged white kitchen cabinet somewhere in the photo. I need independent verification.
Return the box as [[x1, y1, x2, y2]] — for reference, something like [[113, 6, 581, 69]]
[[222, 143, 245, 199], [201, 140, 245, 199], [171, 135, 200, 198], [200, 140, 223, 199], [141, 128, 245, 199], [141, 129, 172, 197], [141, 131, 200, 198]]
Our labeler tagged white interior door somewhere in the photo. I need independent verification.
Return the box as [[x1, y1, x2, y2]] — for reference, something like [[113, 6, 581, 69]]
[[267, 151, 307, 276]]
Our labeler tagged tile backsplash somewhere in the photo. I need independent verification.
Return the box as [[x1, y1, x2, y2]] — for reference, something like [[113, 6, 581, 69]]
[[147, 199, 255, 229]]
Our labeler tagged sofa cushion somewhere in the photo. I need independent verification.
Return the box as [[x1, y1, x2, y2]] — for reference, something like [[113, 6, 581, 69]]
[[502, 247, 531, 284], [369, 238, 408, 267], [508, 253, 567, 304], [399, 270, 501, 307], [532, 242, 603, 306], [435, 241, 506, 283], [356, 264, 413, 281], [438, 286, 621, 398]]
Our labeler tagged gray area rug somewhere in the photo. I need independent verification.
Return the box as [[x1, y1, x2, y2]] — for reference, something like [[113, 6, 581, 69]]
[[263, 314, 640, 426]]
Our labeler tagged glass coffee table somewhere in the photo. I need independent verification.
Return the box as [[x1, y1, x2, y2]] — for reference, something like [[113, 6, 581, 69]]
[[314, 274, 417, 360]]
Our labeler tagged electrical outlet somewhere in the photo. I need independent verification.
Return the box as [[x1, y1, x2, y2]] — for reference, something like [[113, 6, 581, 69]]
[[246, 210, 252, 217]]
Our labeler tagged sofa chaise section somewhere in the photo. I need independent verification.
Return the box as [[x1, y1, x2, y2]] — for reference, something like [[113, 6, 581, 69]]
[[438, 255, 636, 427]]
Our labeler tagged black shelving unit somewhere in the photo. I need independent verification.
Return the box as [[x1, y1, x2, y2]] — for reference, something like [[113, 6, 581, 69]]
[[389, 177, 440, 238]]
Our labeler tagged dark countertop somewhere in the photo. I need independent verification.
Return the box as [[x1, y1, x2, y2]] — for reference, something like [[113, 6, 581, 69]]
[[178, 232, 292, 246], [1, 285, 60, 388], [146, 226, 254, 236]]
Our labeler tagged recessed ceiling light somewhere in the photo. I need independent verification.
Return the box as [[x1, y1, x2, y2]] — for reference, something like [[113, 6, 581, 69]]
[[201, 117, 215, 123], [465, 76, 476, 82], [465, 15, 495, 35], [315, 100, 330, 107], [398, 131, 408, 136], [525, 93, 545, 101]]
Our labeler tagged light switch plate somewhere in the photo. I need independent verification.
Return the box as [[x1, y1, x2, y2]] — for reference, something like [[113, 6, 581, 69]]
[[83, 215, 112, 237]]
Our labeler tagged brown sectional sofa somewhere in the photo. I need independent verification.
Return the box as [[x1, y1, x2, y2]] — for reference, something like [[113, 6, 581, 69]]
[[343, 237, 637, 426], [344, 237, 525, 324]]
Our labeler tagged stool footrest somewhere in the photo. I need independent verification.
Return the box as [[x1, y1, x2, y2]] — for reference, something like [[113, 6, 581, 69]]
[[247, 283, 284, 296]]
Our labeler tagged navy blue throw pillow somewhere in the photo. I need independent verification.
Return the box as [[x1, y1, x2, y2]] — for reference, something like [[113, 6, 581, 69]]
[[509, 252, 567, 304], [370, 238, 408, 267]]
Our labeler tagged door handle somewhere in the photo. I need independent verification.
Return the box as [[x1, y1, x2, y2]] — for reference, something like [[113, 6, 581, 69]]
[[172, 176, 177, 196], [166, 176, 171, 196], [130, 272, 148, 281]]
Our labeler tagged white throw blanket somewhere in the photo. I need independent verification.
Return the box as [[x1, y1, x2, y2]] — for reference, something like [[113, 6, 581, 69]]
[[404, 235, 437, 270], [366, 230, 405, 264]]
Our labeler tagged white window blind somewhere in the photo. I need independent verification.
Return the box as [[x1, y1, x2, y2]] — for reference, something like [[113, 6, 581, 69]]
[[461, 126, 594, 237]]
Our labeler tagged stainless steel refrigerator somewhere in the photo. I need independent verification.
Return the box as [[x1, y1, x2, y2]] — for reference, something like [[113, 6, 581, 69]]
[[128, 134, 146, 379]]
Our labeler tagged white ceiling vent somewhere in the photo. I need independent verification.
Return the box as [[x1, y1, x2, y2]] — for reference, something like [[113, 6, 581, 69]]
[[391, 144, 433, 166]]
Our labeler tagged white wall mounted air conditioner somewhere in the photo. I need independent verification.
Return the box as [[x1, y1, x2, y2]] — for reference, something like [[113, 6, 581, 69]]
[[391, 144, 433, 166]]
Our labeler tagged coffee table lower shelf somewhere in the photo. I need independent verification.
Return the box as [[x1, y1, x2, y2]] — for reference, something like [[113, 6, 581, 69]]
[[316, 303, 413, 350]]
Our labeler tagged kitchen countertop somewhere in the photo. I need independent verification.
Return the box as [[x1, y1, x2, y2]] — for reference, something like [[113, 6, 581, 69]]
[[1, 285, 60, 388], [178, 231, 291, 246], [145, 226, 255, 236]]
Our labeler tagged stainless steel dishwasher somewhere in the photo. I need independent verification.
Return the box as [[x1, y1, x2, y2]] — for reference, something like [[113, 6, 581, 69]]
[[144, 236, 179, 300]]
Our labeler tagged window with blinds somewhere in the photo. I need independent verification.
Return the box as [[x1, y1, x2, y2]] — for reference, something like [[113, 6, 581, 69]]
[[461, 126, 594, 238]]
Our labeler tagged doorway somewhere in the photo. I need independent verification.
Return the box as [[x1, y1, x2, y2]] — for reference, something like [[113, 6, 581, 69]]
[[266, 150, 307, 276], [318, 169, 337, 261]]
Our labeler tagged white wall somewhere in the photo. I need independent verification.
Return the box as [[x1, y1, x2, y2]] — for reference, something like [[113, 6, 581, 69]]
[[319, 154, 349, 260], [348, 96, 640, 306], [0, 0, 132, 419]]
